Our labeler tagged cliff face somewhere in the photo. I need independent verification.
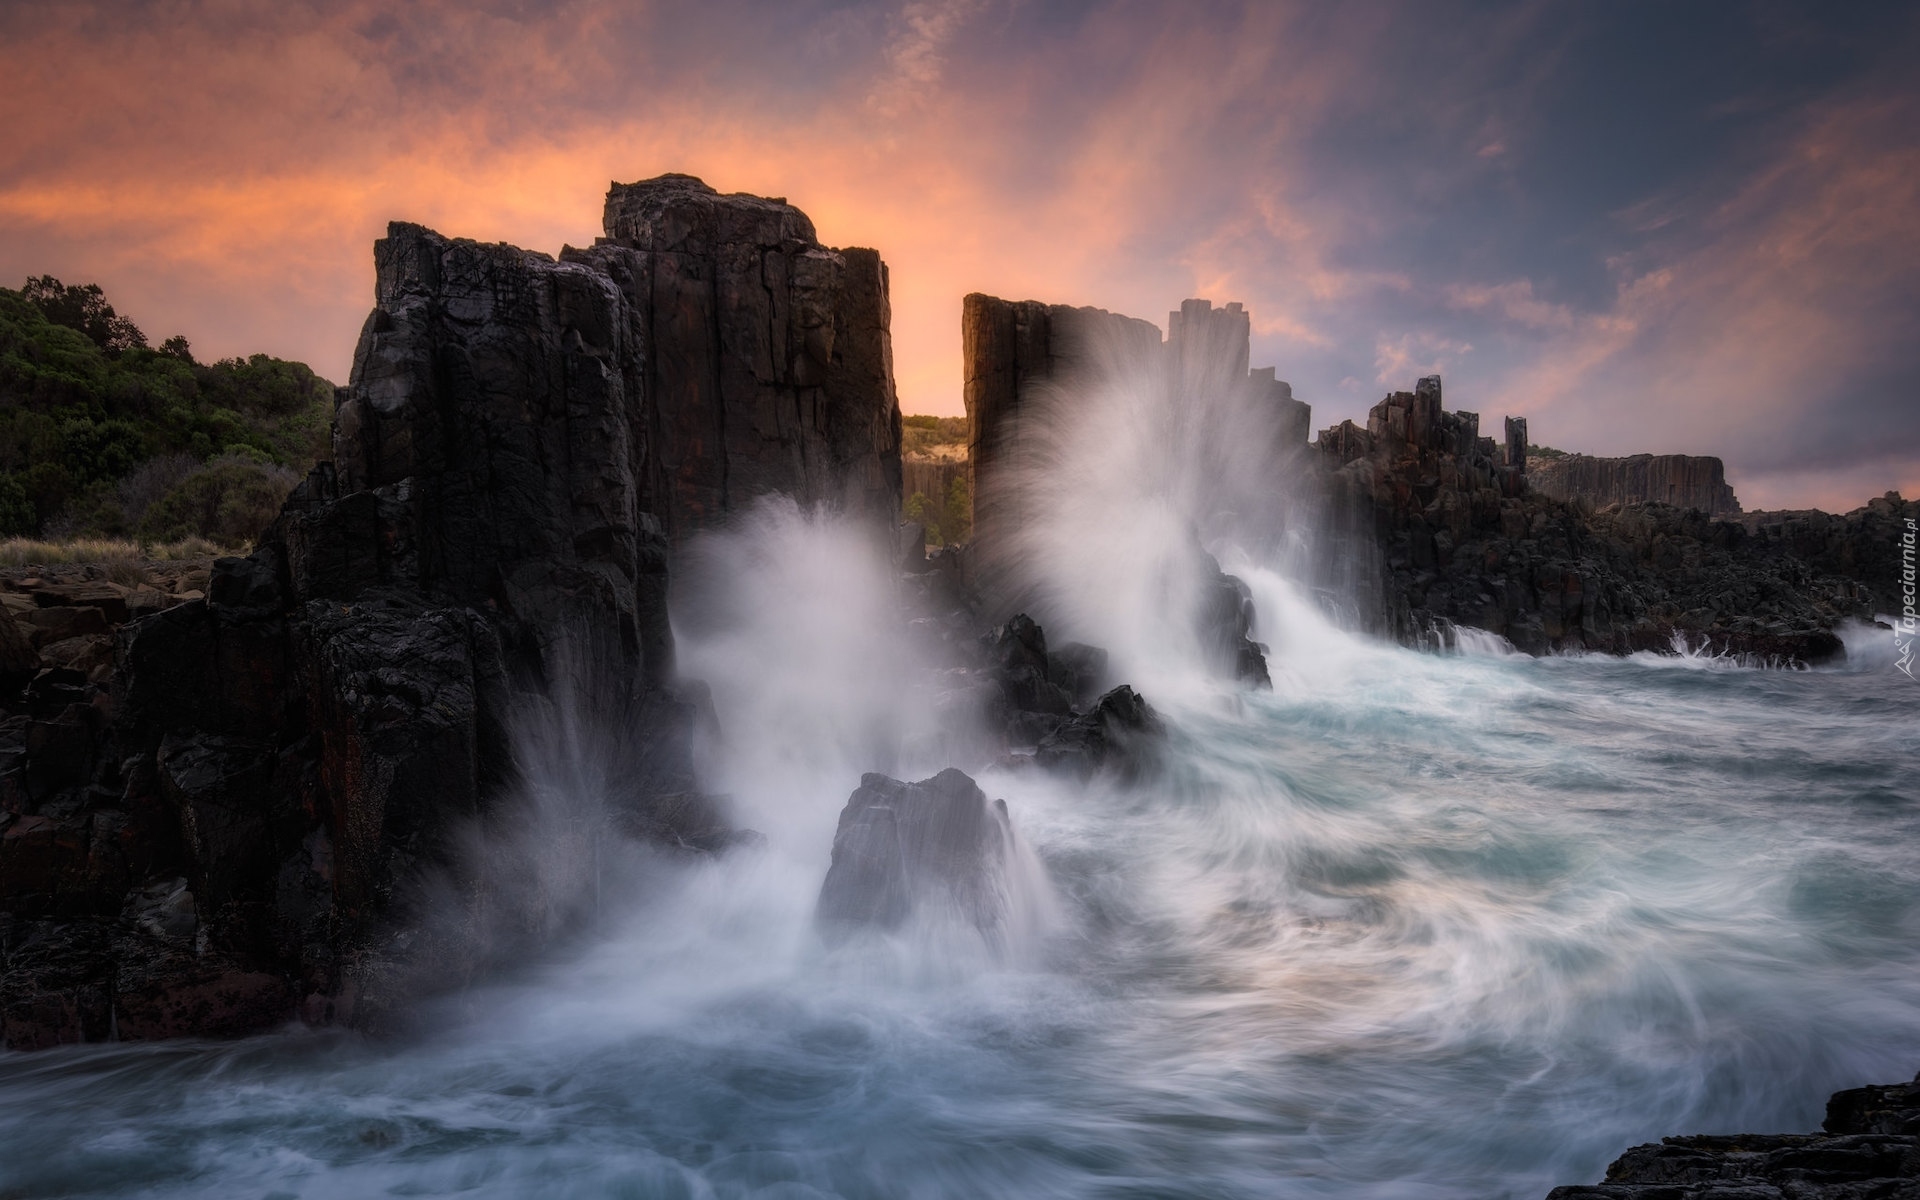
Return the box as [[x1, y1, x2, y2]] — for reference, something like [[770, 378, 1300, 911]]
[[1315, 379, 1877, 660], [956, 290, 1892, 663], [576, 174, 902, 543], [1739, 495, 1917, 621], [961, 294, 1162, 550], [1530, 453, 1741, 517], [959, 294, 1295, 685], [0, 177, 904, 1049]]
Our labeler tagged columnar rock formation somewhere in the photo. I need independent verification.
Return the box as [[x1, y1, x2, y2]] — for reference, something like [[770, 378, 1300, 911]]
[[1530, 453, 1741, 517], [582, 174, 902, 542], [1313, 377, 1871, 659], [962, 295, 1309, 545], [0, 176, 905, 1048], [954, 288, 1894, 661], [903, 457, 966, 509], [959, 294, 1297, 684], [961, 295, 1161, 550]]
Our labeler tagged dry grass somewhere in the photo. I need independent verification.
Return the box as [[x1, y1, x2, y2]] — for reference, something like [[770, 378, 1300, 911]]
[[0, 536, 235, 569]]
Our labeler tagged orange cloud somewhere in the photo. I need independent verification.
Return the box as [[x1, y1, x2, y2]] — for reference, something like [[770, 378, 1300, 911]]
[[0, 1, 1911, 511]]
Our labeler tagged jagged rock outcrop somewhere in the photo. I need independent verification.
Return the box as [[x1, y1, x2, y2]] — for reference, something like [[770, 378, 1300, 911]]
[[1546, 1071, 1920, 1199], [0, 176, 905, 1049], [815, 768, 1021, 944], [1741, 493, 1918, 620], [1033, 684, 1164, 782], [1312, 376, 1868, 661], [962, 294, 1161, 553], [955, 287, 1898, 664], [1530, 453, 1742, 517]]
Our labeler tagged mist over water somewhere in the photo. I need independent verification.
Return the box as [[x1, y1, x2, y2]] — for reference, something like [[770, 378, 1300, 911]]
[[5, 354, 1919, 1198]]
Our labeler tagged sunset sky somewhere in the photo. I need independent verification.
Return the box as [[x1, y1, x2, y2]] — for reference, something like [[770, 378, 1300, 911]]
[[3, 1, 1915, 510]]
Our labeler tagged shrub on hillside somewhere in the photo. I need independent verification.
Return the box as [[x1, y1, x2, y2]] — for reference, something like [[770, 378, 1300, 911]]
[[902, 414, 968, 456], [0, 277, 333, 541], [137, 455, 301, 546]]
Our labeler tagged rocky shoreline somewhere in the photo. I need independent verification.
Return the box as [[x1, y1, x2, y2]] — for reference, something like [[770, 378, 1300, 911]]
[[1547, 1071, 1920, 1199], [2, 175, 1912, 1052]]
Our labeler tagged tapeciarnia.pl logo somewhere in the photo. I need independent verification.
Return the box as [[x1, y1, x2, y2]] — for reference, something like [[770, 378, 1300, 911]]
[[1898, 516, 1916, 680]]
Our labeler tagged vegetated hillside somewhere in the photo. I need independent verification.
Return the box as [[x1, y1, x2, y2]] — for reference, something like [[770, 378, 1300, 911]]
[[0, 277, 333, 546], [901, 413, 971, 546], [901, 413, 966, 458]]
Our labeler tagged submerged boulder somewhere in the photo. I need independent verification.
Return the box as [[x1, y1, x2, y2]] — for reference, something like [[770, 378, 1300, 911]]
[[816, 768, 1020, 944], [1033, 685, 1165, 782]]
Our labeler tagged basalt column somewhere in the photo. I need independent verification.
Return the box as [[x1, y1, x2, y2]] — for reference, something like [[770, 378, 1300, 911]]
[[1529, 453, 1741, 517], [577, 174, 902, 544]]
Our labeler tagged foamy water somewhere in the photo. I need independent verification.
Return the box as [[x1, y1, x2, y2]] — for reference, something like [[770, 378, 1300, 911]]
[[7, 336, 1916, 1197], [3, 586, 1915, 1199]]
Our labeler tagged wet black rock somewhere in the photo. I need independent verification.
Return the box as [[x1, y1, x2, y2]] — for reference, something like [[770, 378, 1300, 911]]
[[815, 768, 1019, 943], [1034, 685, 1164, 782], [984, 613, 1073, 718], [1200, 558, 1271, 688], [1046, 641, 1109, 709], [1545, 1071, 1920, 1199]]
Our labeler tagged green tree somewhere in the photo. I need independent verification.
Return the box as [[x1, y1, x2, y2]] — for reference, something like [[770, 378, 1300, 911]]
[[0, 474, 33, 537], [22, 276, 148, 354], [137, 456, 298, 546], [944, 475, 972, 544], [904, 490, 941, 547], [0, 279, 334, 540]]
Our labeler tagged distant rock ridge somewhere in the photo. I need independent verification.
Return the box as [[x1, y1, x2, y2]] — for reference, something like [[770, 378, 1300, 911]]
[[1530, 453, 1741, 517], [1308, 375, 1898, 660], [955, 291, 1907, 663]]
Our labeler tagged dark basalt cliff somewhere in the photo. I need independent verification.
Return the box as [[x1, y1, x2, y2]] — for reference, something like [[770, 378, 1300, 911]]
[[1318, 378, 1909, 660], [581, 174, 901, 542], [1530, 453, 1742, 517], [0, 176, 904, 1049]]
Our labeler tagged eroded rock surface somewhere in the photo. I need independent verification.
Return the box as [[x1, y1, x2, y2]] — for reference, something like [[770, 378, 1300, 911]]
[[1531, 453, 1742, 518], [1546, 1071, 1920, 1199], [1313, 376, 1901, 662], [816, 768, 1020, 943]]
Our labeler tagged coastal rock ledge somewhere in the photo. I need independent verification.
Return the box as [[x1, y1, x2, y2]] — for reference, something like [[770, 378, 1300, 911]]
[[1547, 1071, 1920, 1199]]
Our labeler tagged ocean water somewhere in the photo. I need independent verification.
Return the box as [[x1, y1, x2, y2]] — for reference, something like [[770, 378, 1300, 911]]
[[3, 550, 1915, 1199]]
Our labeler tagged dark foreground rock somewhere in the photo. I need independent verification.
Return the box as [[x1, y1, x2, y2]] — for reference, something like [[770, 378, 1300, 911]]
[[1547, 1071, 1920, 1199], [1, 175, 904, 1048], [815, 768, 1019, 944]]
